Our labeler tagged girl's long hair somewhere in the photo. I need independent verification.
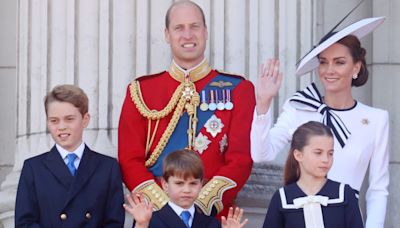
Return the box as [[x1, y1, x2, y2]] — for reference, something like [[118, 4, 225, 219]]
[[284, 121, 333, 185]]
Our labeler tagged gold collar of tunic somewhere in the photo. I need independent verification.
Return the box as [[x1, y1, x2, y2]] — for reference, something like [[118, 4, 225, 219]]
[[169, 59, 212, 82]]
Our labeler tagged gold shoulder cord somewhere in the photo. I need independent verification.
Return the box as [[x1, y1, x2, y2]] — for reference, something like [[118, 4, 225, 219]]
[[130, 80, 199, 168], [130, 80, 184, 120]]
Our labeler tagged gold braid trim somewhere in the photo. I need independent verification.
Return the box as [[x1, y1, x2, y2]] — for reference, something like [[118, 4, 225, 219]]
[[194, 176, 237, 215], [145, 119, 160, 156], [130, 79, 199, 168], [186, 92, 200, 149], [133, 180, 169, 210], [130, 80, 184, 120], [144, 97, 185, 167]]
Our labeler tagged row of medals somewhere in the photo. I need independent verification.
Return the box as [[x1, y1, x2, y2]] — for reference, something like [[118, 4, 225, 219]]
[[199, 89, 233, 111]]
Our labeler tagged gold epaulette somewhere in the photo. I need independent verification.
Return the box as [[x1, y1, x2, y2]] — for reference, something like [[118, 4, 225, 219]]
[[133, 180, 169, 210], [134, 71, 165, 80], [194, 176, 237, 215], [215, 69, 246, 79]]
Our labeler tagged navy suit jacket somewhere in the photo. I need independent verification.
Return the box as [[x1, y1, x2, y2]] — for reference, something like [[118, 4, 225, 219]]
[[15, 145, 125, 228], [147, 204, 221, 228]]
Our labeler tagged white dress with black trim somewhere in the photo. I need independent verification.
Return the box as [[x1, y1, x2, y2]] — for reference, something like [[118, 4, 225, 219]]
[[251, 84, 389, 228], [262, 179, 363, 228]]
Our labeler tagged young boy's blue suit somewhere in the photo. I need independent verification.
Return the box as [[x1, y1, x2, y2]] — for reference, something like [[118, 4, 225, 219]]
[[15, 145, 125, 227], [147, 204, 221, 228]]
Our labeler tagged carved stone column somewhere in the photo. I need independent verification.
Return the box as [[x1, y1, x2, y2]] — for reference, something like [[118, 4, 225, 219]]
[[0, 0, 117, 226]]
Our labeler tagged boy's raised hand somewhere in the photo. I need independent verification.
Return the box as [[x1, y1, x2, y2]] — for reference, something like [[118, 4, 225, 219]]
[[123, 192, 153, 228], [221, 207, 248, 228]]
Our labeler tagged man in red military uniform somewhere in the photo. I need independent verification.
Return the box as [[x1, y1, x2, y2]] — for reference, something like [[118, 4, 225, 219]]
[[118, 0, 255, 217]]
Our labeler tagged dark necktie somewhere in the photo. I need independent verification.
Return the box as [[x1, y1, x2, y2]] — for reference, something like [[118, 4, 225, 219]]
[[66, 153, 78, 176], [180, 211, 191, 228]]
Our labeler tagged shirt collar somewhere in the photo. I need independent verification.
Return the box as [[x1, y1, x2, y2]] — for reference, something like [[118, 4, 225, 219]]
[[168, 201, 195, 219], [168, 58, 211, 83], [56, 142, 85, 160]]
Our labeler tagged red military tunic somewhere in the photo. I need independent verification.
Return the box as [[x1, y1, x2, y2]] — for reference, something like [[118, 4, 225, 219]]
[[118, 59, 255, 216]]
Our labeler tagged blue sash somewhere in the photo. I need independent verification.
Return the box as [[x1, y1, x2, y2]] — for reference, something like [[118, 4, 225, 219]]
[[149, 74, 242, 176]]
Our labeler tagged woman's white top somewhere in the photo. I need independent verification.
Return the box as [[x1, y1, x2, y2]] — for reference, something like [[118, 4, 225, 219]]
[[251, 86, 389, 228]]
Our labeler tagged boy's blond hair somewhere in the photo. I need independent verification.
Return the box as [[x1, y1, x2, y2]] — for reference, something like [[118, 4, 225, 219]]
[[44, 84, 89, 117]]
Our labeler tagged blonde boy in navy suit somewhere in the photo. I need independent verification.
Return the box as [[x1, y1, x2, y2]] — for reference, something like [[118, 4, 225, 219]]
[[15, 84, 125, 227], [124, 149, 248, 228]]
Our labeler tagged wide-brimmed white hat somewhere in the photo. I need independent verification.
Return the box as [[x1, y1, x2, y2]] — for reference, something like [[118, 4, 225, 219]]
[[296, 16, 386, 76]]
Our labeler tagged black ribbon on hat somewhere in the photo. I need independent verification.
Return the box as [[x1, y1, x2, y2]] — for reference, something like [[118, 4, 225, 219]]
[[289, 83, 351, 148], [295, 0, 365, 67]]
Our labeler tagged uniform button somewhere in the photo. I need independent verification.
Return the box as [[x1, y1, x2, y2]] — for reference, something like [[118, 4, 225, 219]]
[[60, 213, 67, 220], [85, 212, 92, 219]]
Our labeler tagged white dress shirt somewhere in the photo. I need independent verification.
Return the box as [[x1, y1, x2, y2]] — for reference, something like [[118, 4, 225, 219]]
[[168, 201, 195, 227], [57, 142, 85, 169]]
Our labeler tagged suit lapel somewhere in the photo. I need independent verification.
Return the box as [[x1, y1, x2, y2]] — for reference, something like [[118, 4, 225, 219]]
[[42, 146, 74, 189], [63, 145, 100, 207], [192, 210, 210, 228], [158, 204, 187, 228]]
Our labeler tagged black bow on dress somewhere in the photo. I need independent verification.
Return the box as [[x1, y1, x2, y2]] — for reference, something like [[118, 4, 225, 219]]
[[289, 83, 351, 148]]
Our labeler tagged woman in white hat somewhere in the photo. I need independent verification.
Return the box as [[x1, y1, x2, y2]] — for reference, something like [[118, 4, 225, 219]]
[[251, 17, 388, 228]]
